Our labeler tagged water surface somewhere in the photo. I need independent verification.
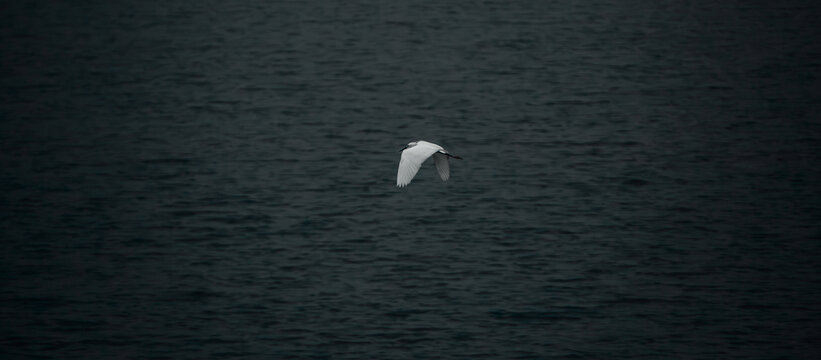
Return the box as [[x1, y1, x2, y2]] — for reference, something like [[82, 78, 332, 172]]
[[1, 0, 820, 358]]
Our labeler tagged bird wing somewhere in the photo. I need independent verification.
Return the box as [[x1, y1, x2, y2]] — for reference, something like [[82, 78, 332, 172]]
[[433, 152, 450, 181], [397, 143, 441, 187]]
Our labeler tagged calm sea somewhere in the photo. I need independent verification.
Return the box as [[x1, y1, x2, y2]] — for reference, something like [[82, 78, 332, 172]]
[[2, 0, 820, 358]]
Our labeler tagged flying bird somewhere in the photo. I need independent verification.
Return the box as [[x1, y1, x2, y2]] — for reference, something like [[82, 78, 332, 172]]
[[396, 140, 462, 187]]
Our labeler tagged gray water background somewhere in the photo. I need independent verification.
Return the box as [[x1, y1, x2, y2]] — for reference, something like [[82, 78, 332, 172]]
[[2, 0, 821, 358]]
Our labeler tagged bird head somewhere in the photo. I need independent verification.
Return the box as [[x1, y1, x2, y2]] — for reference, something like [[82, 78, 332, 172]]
[[399, 141, 418, 152]]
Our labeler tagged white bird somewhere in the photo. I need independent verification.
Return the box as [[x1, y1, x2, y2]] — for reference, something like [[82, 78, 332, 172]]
[[396, 140, 462, 187]]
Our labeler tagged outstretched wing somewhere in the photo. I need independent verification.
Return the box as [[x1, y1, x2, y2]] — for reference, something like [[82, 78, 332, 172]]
[[433, 152, 450, 181], [397, 143, 440, 187]]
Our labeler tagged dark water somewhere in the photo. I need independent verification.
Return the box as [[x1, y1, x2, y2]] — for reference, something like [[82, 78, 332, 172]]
[[2, 0, 821, 358]]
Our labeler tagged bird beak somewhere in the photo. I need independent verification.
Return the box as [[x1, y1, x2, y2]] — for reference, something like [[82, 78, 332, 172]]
[[398, 146, 408, 152]]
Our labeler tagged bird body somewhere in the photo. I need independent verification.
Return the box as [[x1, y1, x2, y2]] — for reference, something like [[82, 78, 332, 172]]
[[396, 140, 462, 187]]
